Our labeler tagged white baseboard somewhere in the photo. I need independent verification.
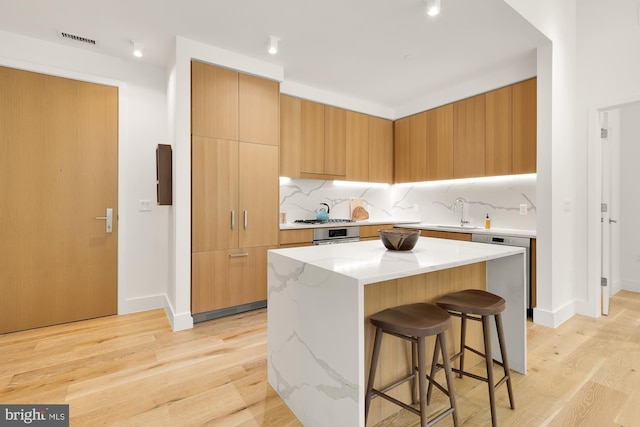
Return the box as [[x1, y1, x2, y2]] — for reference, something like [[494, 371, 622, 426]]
[[622, 279, 640, 292], [162, 296, 194, 331], [118, 294, 193, 331], [119, 294, 166, 314], [533, 299, 575, 328]]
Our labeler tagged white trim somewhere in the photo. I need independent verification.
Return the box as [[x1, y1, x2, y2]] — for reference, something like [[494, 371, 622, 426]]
[[585, 94, 640, 320], [163, 294, 194, 331], [120, 294, 168, 314], [533, 299, 575, 328]]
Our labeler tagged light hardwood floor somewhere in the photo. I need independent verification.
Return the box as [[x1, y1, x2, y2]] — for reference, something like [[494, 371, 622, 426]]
[[1, 291, 639, 426]]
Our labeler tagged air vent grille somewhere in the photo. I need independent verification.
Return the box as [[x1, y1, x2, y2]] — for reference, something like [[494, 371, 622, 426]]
[[57, 30, 97, 46]]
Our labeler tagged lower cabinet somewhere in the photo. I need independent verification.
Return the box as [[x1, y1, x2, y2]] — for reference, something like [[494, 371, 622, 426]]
[[360, 224, 393, 241], [191, 245, 276, 315], [420, 229, 472, 242]]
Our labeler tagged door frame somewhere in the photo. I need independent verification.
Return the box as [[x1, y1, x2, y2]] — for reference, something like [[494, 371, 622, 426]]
[[0, 57, 125, 314], [587, 94, 640, 317]]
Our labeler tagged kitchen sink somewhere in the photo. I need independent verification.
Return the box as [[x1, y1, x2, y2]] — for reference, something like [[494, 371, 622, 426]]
[[435, 225, 482, 230]]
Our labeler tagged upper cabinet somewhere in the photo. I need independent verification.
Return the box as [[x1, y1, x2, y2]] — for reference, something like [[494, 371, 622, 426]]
[[300, 99, 326, 176], [368, 116, 393, 183], [453, 93, 486, 179], [394, 112, 427, 183], [239, 73, 279, 146], [280, 95, 301, 178], [394, 78, 536, 183], [426, 104, 454, 181], [191, 61, 238, 140], [280, 95, 393, 183], [512, 78, 537, 174], [346, 110, 369, 182], [485, 85, 513, 176], [323, 105, 346, 177], [191, 60, 279, 146]]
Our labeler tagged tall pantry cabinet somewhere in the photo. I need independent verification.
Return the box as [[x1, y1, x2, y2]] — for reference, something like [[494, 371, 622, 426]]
[[191, 60, 279, 320]]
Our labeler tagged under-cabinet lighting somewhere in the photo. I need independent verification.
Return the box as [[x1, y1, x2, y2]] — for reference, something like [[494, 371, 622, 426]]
[[279, 176, 291, 185], [394, 173, 536, 188]]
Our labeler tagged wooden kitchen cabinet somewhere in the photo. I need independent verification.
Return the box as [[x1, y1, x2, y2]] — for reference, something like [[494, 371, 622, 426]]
[[279, 229, 314, 248], [191, 137, 278, 252], [324, 105, 347, 177], [299, 99, 326, 177], [346, 110, 369, 182], [191, 61, 238, 140], [426, 104, 454, 181], [513, 78, 537, 174], [191, 61, 279, 318], [280, 94, 301, 178], [531, 238, 536, 308], [192, 137, 239, 252], [485, 85, 512, 176], [453, 93, 486, 179], [420, 229, 472, 241], [239, 73, 279, 146], [394, 112, 427, 183], [360, 224, 393, 241], [369, 116, 393, 183], [191, 245, 275, 314]]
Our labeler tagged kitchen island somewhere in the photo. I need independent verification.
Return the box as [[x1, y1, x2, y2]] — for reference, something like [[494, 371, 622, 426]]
[[267, 237, 526, 427]]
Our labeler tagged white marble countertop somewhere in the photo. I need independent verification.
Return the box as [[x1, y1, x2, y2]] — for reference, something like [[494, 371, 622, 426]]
[[270, 236, 525, 285], [279, 219, 419, 230], [403, 223, 537, 238]]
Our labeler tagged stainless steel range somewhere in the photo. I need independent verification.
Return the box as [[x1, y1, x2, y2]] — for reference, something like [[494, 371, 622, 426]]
[[313, 226, 360, 245]]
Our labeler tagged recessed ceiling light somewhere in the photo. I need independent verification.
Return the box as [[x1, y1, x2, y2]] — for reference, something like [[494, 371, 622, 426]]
[[268, 36, 279, 55], [131, 40, 144, 58], [424, 0, 441, 16]]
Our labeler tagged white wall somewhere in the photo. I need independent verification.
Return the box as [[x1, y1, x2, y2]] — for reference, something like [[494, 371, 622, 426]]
[[576, 0, 640, 315], [620, 104, 640, 292], [0, 30, 172, 316], [503, 0, 577, 326]]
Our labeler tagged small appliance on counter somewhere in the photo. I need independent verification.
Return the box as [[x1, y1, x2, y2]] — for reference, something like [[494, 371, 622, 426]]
[[315, 203, 330, 221]]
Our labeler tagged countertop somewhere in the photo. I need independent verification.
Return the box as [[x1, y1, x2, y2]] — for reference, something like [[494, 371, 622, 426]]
[[280, 219, 536, 238], [403, 223, 537, 238], [279, 219, 419, 230], [269, 236, 525, 285]]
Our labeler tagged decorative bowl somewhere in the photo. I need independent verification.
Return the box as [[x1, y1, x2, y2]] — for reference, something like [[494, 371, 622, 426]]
[[378, 228, 420, 251]]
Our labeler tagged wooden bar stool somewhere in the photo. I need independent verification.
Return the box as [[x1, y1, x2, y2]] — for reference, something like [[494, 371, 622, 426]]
[[430, 289, 515, 427], [365, 303, 459, 427]]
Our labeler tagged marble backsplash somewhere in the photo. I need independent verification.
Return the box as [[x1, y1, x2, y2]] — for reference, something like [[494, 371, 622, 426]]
[[279, 174, 537, 230]]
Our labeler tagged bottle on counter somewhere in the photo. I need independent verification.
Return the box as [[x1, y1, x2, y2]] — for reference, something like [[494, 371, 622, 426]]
[[485, 214, 491, 229]]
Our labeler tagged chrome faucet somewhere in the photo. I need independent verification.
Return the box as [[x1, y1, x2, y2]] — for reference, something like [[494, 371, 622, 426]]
[[455, 198, 470, 227]]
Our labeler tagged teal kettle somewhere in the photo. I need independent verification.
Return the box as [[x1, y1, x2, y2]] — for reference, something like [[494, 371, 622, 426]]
[[315, 203, 330, 221]]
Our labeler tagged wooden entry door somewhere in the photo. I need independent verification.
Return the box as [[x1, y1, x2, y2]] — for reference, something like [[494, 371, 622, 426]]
[[0, 66, 118, 334]]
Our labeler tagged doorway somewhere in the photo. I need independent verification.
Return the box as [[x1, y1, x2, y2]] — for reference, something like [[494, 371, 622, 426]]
[[589, 100, 640, 317], [0, 66, 118, 334]]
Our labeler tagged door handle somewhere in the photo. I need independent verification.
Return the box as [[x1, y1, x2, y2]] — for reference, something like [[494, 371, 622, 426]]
[[609, 219, 618, 224], [95, 208, 113, 233], [231, 210, 235, 230], [244, 210, 248, 229]]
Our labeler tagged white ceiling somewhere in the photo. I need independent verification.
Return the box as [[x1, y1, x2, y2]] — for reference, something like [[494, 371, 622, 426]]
[[0, 0, 548, 111]]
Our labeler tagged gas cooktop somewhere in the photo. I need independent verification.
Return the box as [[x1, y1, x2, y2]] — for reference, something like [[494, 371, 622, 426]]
[[294, 219, 355, 225]]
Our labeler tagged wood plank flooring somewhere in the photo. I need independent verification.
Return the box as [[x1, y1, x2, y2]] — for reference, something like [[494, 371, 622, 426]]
[[1, 291, 639, 426]]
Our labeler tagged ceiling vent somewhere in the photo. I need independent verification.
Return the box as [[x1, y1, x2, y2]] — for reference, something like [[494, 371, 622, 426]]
[[57, 30, 97, 46]]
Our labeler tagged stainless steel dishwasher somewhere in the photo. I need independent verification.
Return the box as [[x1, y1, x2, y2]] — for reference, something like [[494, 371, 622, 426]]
[[472, 233, 532, 318]]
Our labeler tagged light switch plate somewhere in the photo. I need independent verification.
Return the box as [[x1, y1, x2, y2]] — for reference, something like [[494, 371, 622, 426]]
[[519, 204, 527, 215], [139, 199, 152, 212]]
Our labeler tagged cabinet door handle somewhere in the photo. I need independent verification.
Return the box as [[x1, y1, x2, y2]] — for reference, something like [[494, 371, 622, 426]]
[[244, 210, 248, 229], [229, 253, 249, 258], [231, 210, 235, 230]]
